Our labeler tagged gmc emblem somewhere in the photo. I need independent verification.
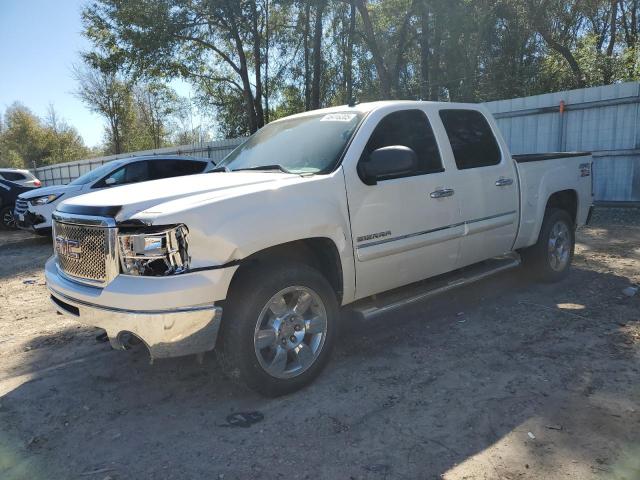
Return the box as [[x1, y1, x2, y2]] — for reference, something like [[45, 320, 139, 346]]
[[55, 236, 81, 259]]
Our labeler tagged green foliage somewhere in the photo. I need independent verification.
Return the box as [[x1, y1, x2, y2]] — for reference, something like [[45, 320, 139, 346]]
[[0, 103, 89, 169], [73, 65, 191, 154], [80, 0, 638, 138]]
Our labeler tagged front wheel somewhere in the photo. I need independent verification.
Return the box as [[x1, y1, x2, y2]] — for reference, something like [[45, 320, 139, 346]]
[[0, 206, 16, 230], [521, 208, 575, 282], [217, 262, 338, 396]]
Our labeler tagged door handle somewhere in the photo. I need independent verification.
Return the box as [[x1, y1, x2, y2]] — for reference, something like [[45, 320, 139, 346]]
[[495, 177, 514, 187], [430, 188, 455, 199]]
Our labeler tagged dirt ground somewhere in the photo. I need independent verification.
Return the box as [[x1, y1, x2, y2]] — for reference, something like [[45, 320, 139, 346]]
[[0, 209, 639, 480]]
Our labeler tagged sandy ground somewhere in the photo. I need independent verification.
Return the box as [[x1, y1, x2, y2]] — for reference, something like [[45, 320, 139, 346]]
[[0, 209, 639, 480]]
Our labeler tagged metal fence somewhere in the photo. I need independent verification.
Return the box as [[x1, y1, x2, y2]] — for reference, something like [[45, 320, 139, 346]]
[[484, 82, 640, 204], [34, 82, 640, 203], [33, 138, 244, 186]]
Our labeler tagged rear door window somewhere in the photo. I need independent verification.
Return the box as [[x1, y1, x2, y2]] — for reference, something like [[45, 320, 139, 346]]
[[149, 160, 207, 180], [359, 109, 443, 181], [439, 109, 501, 169], [1, 172, 26, 181]]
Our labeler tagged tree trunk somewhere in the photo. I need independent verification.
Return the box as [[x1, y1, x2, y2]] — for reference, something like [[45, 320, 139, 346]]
[[345, 0, 356, 104], [392, 2, 416, 97], [430, 5, 441, 101], [607, 0, 618, 56], [419, 0, 430, 100], [303, 3, 311, 110], [353, 0, 392, 98], [619, 0, 638, 48], [111, 117, 122, 154], [264, 0, 270, 123], [537, 29, 586, 88], [311, 1, 325, 109], [251, 2, 265, 128], [229, 18, 259, 132]]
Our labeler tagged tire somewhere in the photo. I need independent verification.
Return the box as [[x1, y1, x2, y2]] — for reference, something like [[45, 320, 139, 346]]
[[0, 206, 16, 230], [521, 208, 575, 282], [217, 261, 339, 397]]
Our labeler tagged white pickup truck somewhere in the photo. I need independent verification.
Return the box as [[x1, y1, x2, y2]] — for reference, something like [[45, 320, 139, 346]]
[[46, 101, 593, 396]]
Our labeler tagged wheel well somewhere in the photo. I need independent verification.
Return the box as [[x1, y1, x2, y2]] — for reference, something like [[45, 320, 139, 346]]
[[546, 190, 577, 224], [229, 238, 344, 303]]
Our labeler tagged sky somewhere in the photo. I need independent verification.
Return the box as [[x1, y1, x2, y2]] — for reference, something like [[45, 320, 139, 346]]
[[0, 0, 107, 146], [0, 0, 194, 148]]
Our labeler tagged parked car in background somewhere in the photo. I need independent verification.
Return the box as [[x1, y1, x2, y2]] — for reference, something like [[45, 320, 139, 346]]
[[15, 155, 212, 235], [0, 178, 39, 230], [0, 168, 41, 188], [46, 101, 593, 396]]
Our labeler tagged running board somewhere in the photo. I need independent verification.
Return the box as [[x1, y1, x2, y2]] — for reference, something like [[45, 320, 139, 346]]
[[349, 255, 521, 320]]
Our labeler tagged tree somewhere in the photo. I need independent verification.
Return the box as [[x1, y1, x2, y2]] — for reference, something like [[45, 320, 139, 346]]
[[43, 104, 90, 164], [133, 83, 182, 149], [73, 65, 135, 154], [0, 103, 46, 168], [82, 0, 273, 134], [0, 103, 88, 168], [80, 0, 640, 137]]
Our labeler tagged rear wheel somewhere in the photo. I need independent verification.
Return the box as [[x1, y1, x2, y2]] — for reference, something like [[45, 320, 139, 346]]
[[217, 262, 338, 396], [521, 208, 575, 282], [0, 206, 16, 230]]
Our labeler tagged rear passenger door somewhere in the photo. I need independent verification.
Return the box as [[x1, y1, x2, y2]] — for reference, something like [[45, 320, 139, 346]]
[[438, 108, 519, 267], [345, 107, 463, 299]]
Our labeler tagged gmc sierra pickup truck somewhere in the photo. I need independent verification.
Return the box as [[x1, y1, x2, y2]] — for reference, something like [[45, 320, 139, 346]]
[[46, 101, 593, 396]]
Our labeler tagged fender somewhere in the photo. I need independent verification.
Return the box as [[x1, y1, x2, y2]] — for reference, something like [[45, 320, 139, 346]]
[[133, 169, 357, 304]]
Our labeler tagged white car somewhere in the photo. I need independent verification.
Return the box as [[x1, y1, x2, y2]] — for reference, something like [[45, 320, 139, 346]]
[[46, 101, 593, 396], [15, 155, 211, 235], [0, 168, 41, 188]]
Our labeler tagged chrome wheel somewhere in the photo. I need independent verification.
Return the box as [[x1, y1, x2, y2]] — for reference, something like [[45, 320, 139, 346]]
[[548, 220, 571, 272], [253, 286, 328, 379]]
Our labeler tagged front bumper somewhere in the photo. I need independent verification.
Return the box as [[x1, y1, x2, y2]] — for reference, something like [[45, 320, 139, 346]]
[[49, 288, 222, 359], [15, 209, 48, 232], [15, 203, 53, 231], [45, 257, 235, 359]]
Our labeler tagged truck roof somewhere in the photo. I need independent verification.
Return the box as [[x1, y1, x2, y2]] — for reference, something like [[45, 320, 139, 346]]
[[279, 100, 484, 122]]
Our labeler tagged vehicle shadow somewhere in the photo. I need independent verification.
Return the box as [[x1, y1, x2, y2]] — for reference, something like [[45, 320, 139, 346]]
[[1, 263, 638, 479]]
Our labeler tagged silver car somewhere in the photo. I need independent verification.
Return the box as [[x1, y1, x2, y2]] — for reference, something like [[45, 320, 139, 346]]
[[0, 168, 42, 188]]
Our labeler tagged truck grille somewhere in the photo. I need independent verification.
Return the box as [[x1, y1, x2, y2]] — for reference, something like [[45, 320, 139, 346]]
[[53, 220, 112, 284], [14, 199, 28, 215]]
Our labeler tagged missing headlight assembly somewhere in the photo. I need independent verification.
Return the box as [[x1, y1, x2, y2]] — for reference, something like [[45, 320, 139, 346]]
[[118, 224, 190, 276]]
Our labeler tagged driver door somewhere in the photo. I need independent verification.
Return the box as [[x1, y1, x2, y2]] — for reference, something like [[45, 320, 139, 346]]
[[344, 107, 463, 299]]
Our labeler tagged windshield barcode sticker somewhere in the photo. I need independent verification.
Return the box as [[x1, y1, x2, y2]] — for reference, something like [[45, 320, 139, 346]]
[[320, 113, 357, 122]]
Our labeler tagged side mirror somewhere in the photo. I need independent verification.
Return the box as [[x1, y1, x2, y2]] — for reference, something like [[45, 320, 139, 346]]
[[360, 145, 418, 185], [104, 177, 116, 186]]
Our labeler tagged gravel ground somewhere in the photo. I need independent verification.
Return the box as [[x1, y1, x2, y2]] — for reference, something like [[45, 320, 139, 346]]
[[0, 208, 639, 480]]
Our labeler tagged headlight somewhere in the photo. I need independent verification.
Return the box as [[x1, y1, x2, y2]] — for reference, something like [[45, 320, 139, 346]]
[[30, 193, 62, 205], [118, 225, 189, 276]]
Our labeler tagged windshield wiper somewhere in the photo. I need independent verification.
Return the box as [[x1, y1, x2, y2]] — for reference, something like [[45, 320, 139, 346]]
[[208, 165, 230, 173], [232, 164, 292, 173]]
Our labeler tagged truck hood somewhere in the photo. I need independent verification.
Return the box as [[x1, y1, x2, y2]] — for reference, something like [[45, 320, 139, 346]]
[[56, 171, 301, 220], [19, 184, 80, 200]]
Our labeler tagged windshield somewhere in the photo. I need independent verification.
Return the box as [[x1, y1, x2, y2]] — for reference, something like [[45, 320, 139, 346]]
[[69, 161, 124, 186], [217, 112, 364, 174]]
